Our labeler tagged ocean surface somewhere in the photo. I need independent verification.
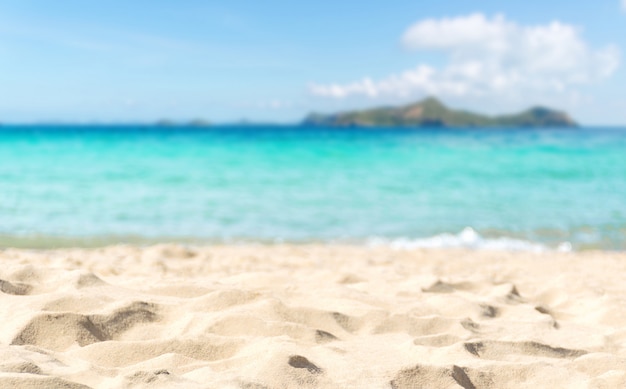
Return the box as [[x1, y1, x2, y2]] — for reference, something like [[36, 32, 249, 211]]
[[1, 125, 625, 251]]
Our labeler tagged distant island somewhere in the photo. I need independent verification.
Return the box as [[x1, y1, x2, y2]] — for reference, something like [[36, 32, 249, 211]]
[[302, 97, 577, 128], [155, 119, 212, 127]]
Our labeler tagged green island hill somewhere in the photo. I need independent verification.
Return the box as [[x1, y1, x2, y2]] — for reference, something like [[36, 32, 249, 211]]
[[302, 97, 577, 128]]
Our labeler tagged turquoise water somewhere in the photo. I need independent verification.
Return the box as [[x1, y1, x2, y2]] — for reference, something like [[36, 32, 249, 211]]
[[1, 125, 625, 250]]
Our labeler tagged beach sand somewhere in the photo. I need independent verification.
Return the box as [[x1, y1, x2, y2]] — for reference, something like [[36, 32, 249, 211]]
[[0, 244, 625, 388]]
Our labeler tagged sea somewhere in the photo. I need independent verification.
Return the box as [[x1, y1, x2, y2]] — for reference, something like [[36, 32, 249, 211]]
[[1, 125, 625, 251]]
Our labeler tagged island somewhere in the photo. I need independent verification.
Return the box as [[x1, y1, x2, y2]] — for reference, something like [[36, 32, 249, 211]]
[[154, 119, 212, 127], [302, 97, 577, 128]]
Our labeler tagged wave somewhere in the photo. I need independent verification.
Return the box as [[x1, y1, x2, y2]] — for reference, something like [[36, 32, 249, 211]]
[[368, 227, 573, 253], [0, 228, 574, 252]]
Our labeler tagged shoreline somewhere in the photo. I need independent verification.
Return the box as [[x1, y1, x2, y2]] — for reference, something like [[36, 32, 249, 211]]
[[0, 231, 607, 252], [1, 244, 625, 388]]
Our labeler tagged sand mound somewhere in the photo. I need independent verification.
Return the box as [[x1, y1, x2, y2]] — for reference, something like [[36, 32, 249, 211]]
[[0, 245, 625, 388], [12, 301, 159, 350], [0, 279, 32, 295]]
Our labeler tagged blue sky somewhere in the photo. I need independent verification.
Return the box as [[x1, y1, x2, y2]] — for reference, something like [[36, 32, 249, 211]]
[[1, 1, 626, 124]]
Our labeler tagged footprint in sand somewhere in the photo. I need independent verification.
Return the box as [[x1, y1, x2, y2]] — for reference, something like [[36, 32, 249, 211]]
[[391, 364, 476, 389], [463, 340, 587, 360]]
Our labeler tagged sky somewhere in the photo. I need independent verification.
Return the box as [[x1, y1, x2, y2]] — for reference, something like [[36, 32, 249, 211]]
[[1, 1, 626, 124]]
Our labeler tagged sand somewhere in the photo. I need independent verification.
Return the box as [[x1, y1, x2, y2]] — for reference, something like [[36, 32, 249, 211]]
[[0, 244, 625, 388]]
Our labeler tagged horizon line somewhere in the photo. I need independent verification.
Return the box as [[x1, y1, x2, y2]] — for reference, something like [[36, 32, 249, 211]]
[[1, 122, 625, 128]]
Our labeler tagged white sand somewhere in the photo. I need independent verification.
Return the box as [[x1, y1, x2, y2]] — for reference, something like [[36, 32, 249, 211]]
[[1, 244, 625, 388]]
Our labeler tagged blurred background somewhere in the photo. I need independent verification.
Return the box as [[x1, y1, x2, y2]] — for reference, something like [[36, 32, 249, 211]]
[[1, 1, 625, 250]]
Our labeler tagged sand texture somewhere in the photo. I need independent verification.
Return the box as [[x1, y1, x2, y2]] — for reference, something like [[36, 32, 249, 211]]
[[1, 245, 625, 388]]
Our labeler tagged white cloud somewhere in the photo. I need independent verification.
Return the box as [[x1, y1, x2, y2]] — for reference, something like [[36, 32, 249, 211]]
[[310, 14, 620, 101], [623, 0, 626, 11]]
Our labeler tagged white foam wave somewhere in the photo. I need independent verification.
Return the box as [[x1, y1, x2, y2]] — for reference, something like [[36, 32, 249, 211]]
[[368, 227, 573, 253]]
